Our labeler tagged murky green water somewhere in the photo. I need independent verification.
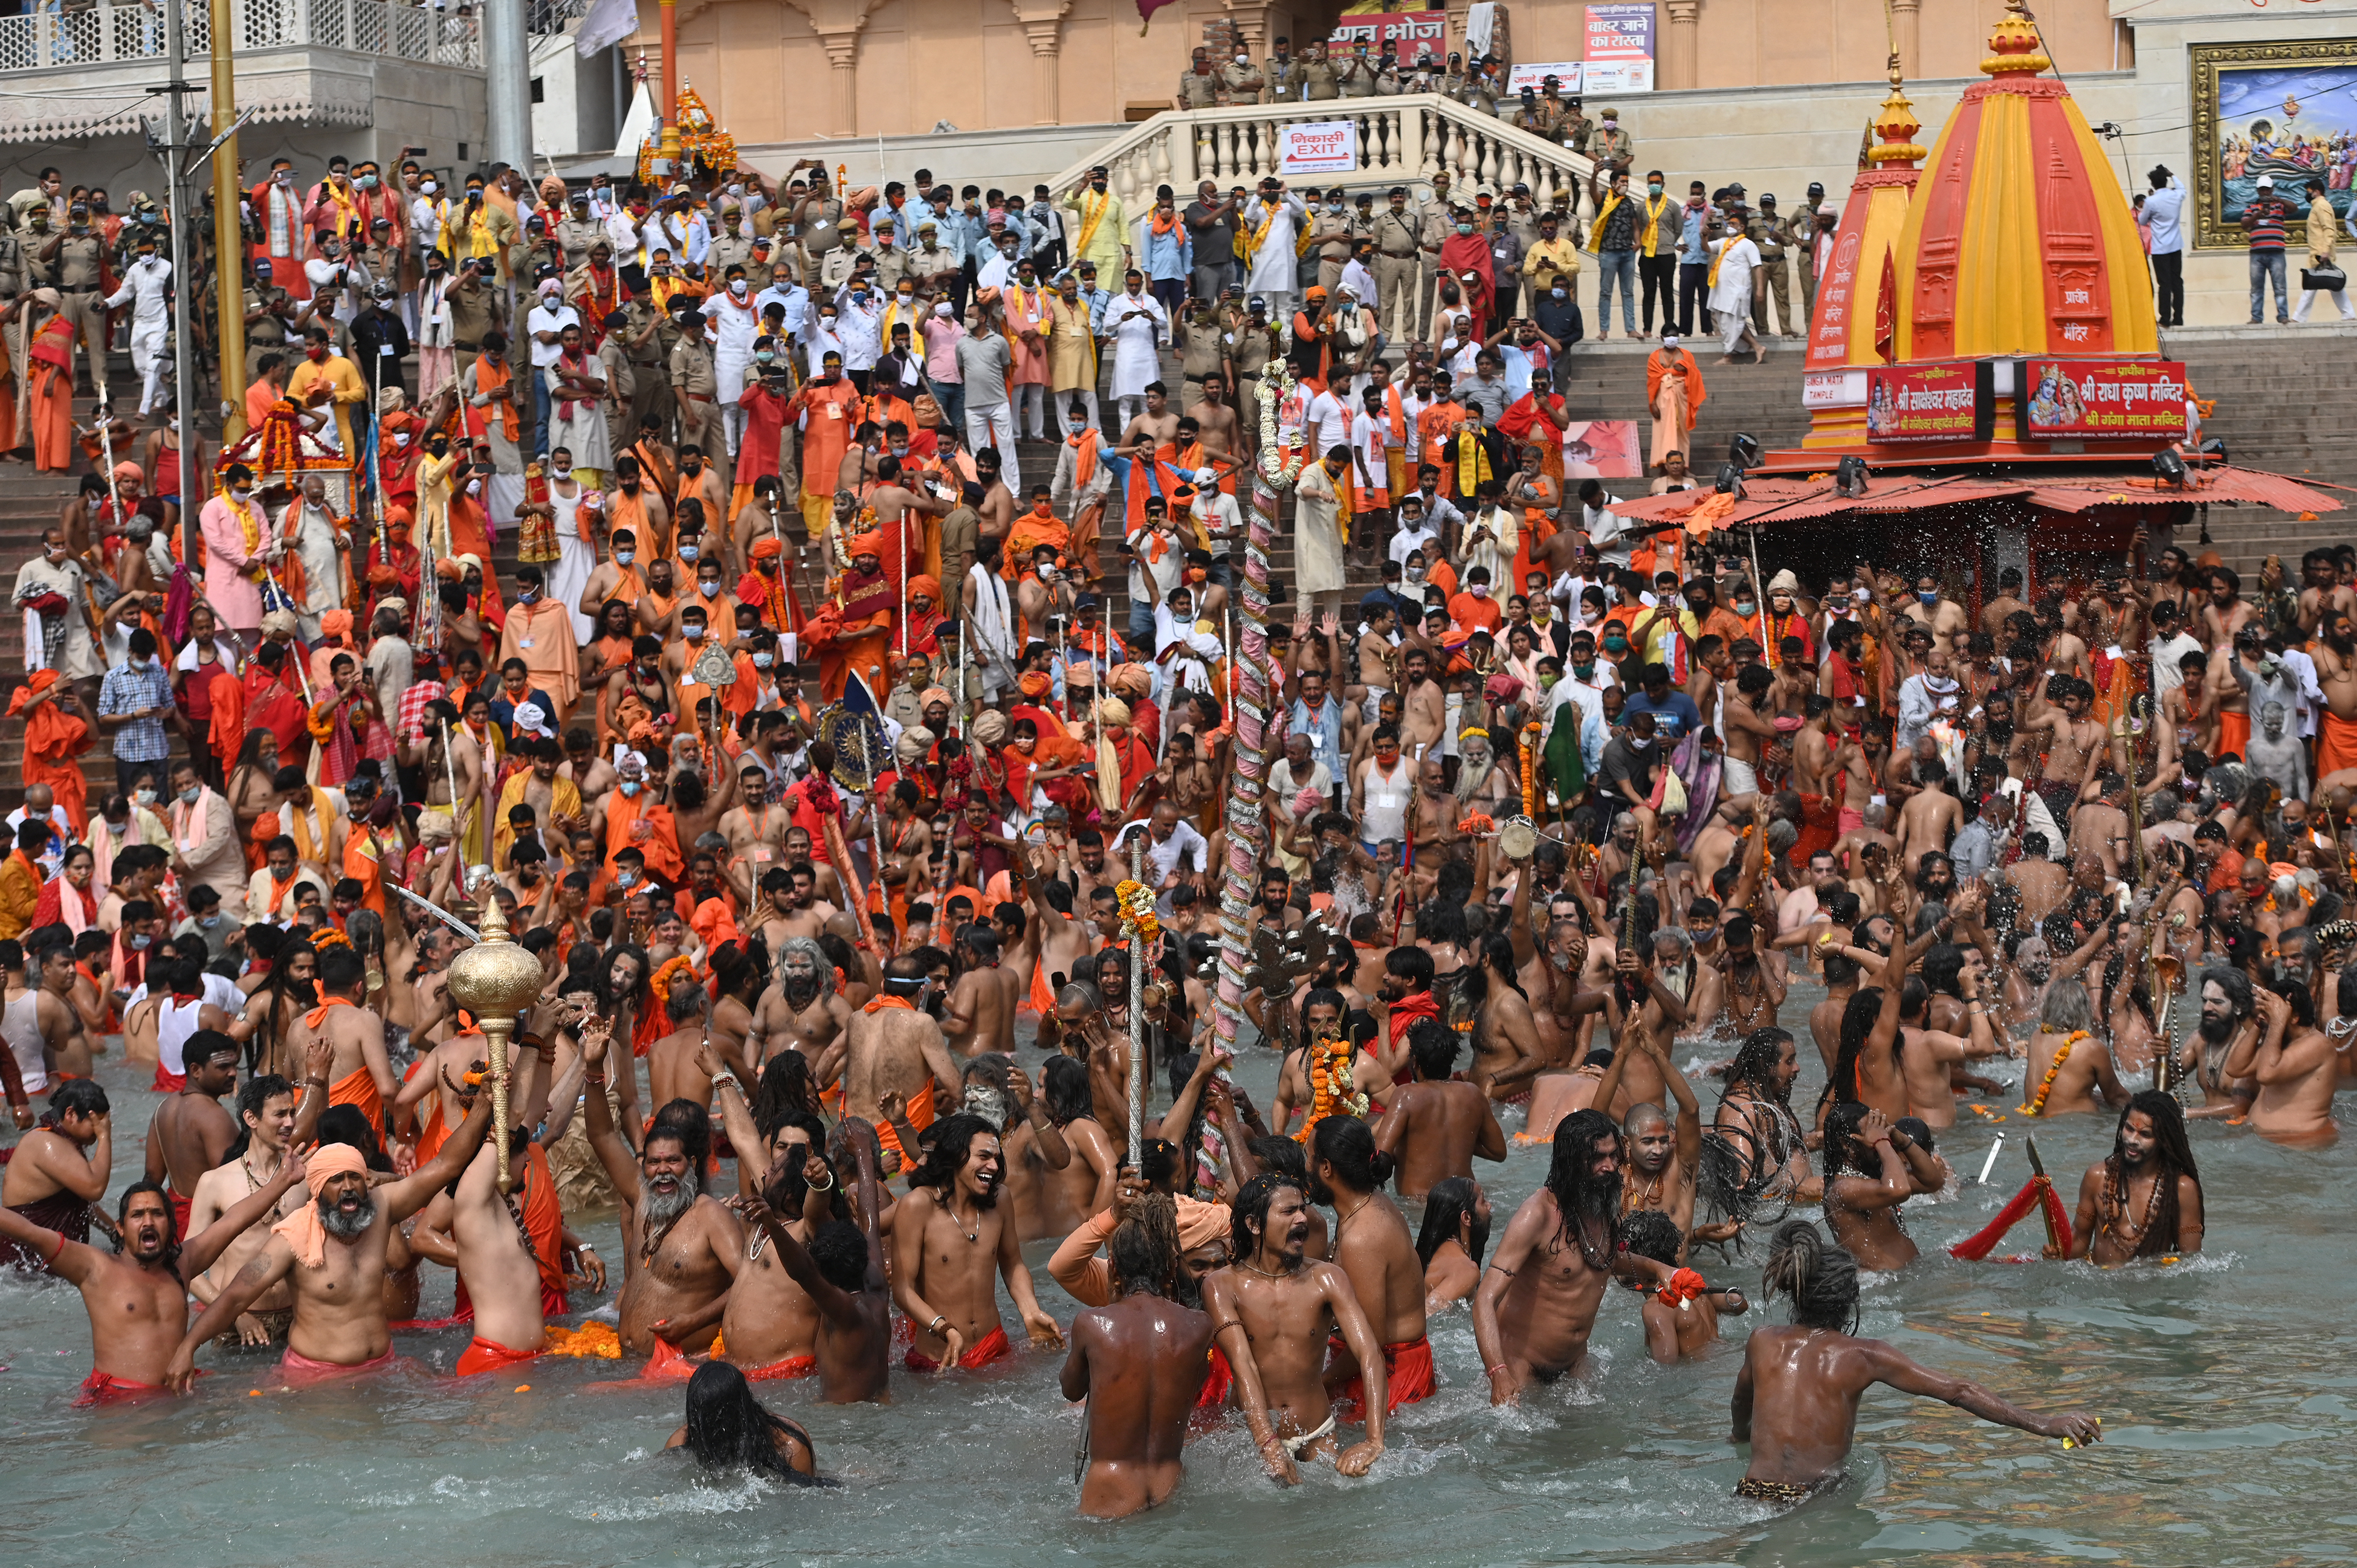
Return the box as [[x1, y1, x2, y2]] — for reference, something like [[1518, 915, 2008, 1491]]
[[2, 987, 2349, 1568]]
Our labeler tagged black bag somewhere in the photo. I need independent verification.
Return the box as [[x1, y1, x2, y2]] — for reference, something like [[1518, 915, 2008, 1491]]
[[2303, 263, 2347, 292]]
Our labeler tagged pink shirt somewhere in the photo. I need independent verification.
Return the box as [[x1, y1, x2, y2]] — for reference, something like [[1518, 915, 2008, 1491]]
[[922, 317, 967, 382]]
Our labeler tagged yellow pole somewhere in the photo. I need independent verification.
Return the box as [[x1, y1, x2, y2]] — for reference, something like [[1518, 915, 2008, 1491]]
[[210, 0, 246, 440]]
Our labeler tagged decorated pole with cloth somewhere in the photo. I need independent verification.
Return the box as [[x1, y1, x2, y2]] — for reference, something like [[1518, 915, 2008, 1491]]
[[1120, 835, 1151, 1165], [1948, 1134, 2074, 1262], [1209, 323, 1309, 1132]]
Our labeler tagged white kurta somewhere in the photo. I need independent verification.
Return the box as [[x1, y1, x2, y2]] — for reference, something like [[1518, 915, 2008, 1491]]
[[546, 359, 615, 474], [284, 501, 345, 639], [1293, 460, 1347, 597], [1244, 195, 1307, 296], [546, 483, 600, 644], [703, 292, 760, 408], [1107, 292, 1167, 400]]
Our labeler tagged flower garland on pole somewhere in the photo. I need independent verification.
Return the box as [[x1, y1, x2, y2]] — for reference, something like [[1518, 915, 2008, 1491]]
[[1209, 319, 1306, 1178], [1116, 862, 1157, 1166]]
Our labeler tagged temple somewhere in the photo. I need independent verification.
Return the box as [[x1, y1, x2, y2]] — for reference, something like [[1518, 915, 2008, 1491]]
[[1616, 0, 2345, 599]]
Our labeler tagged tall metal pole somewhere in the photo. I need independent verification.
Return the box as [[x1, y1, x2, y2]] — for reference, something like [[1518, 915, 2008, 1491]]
[[484, 0, 534, 175], [209, 0, 245, 441], [163, 0, 196, 512]]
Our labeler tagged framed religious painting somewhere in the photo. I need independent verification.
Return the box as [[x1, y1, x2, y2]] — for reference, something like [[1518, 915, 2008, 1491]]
[[2190, 38, 2357, 250]]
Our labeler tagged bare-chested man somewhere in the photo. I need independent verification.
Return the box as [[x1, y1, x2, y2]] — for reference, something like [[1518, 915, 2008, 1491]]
[[1732, 1219, 2100, 1503], [891, 1111, 1064, 1370], [580, 1017, 747, 1359], [286, 944, 401, 1160], [941, 923, 1023, 1057], [840, 956, 965, 1166], [1818, 1103, 1942, 1271], [1061, 1188, 1216, 1518], [728, 1116, 895, 1402], [719, 761, 796, 897], [0, 1078, 111, 1273], [1592, 1028, 1738, 1255], [447, 1120, 555, 1377], [2057, 1091, 2206, 1264], [166, 1095, 492, 1384], [31, 939, 92, 1080], [1204, 1173, 1388, 1482], [0, 1149, 311, 1398], [2220, 984, 2337, 1146], [745, 935, 853, 1085], [1309, 1115, 1434, 1416], [1473, 1111, 1670, 1402], [143, 1029, 242, 1229], [1374, 1019, 1506, 1197]]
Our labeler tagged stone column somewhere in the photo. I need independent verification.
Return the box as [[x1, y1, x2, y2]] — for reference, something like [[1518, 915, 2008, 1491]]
[[788, 0, 876, 136], [1891, 0, 1920, 81], [1663, 1, 1699, 91], [1012, 0, 1073, 126]]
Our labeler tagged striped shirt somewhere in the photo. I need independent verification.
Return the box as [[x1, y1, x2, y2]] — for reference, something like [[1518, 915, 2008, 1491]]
[[2244, 198, 2290, 251], [97, 656, 174, 763]]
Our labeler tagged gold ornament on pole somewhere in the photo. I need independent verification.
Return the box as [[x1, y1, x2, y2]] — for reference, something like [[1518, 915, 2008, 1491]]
[[441, 895, 545, 1192]]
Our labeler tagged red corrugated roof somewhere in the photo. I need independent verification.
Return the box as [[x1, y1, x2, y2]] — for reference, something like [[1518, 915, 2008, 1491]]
[[1609, 465, 2341, 526]]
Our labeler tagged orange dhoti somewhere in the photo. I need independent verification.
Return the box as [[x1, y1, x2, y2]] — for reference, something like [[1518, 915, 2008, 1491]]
[[906, 1324, 1010, 1372], [455, 1336, 544, 1377], [874, 1079, 936, 1162], [1330, 1333, 1438, 1416], [2320, 711, 2357, 779], [820, 624, 892, 703], [2214, 708, 2251, 763], [30, 363, 72, 472]]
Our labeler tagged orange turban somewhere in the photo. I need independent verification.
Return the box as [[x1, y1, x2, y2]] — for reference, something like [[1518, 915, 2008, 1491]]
[[1108, 663, 1152, 699], [271, 1143, 371, 1269], [319, 608, 354, 644], [847, 532, 885, 561], [749, 535, 784, 561], [4, 668, 56, 716], [112, 460, 143, 485], [908, 574, 942, 603], [1018, 671, 1052, 700]]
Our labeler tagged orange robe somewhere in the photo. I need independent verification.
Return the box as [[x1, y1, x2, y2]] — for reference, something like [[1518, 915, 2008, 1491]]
[[603, 789, 684, 885], [8, 681, 89, 836], [343, 825, 388, 918]]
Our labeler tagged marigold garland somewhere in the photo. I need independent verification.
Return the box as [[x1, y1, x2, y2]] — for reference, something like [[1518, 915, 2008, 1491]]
[[2019, 1030, 2090, 1116], [1293, 1033, 1368, 1143], [1114, 878, 1160, 944], [1520, 720, 1540, 813], [650, 955, 701, 1008], [309, 929, 352, 954]]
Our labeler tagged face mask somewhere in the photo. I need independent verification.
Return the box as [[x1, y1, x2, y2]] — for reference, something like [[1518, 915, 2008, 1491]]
[[306, 346, 327, 363], [1470, 584, 1490, 599], [1553, 287, 1568, 300], [1603, 636, 1629, 654], [615, 869, 638, 886], [615, 549, 636, 566], [552, 462, 573, 478], [685, 624, 705, 642], [619, 780, 641, 798], [1405, 567, 1426, 585], [179, 786, 201, 805], [135, 789, 157, 806], [1648, 183, 1664, 196], [131, 934, 151, 951], [679, 543, 700, 562], [729, 280, 748, 297], [820, 314, 836, 327], [518, 588, 538, 604], [1918, 591, 1938, 605], [1456, 222, 1473, 236], [699, 578, 722, 596], [753, 653, 775, 670], [1572, 660, 1596, 678], [1735, 599, 1756, 615], [421, 181, 438, 195], [466, 480, 482, 497]]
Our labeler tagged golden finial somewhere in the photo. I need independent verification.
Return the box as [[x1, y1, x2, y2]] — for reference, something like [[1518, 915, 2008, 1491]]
[[1984, 0, 2051, 76], [1868, 50, 1927, 166]]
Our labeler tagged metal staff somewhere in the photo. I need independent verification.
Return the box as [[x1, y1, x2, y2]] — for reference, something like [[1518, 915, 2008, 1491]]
[[1128, 831, 1145, 1168]]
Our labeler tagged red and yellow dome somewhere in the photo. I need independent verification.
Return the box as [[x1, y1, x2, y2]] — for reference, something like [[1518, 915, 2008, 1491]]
[[1893, 0, 2155, 362]]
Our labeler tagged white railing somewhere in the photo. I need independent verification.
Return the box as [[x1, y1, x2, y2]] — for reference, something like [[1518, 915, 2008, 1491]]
[[0, 0, 482, 76], [1051, 94, 1610, 232]]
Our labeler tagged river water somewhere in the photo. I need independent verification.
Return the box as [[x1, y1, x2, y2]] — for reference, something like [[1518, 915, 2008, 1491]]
[[2, 987, 2349, 1568]]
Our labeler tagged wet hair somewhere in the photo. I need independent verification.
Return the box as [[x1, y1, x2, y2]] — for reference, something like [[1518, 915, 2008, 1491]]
[[237, 1072, 294, 1124], [681, 1361, 815, 1483], [751, 1052, 823, 1137], [1893, 1117, 1935, 1154], [1230, 1170, 1306, 1262], [1041, 1054, 1093, 1125], [1619, 1207, 1684, 1268], [1820, 1100, 1872, 1184], [1722, 1027, 1794, 1106], [317, 1104, 395, 1173], [646, 1098, 713, 1187], [1760, 1219, 1860, 1332], [806, 1219, 871, 1293], [1383, 946, 1435, 991], [1110, 1189, 1180, 1298], [2107, 1091, 2199, 1259], [1829, 989, 1888, 1105], [2039, 976, 2095, 1034], [1312, 1114, 1395, 1193], [907, 1112, 998, 1196], [113, 1177, 181, 1265], [1415, 1176, 1490, 1268], [1407, 1017, 1460, 1080], [1543, 1109, 1621, 1253], [48, 1078, 109, 1122], [1246, 1134, 1307, 1182]]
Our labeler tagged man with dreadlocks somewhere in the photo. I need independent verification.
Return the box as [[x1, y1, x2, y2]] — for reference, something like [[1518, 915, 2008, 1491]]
[[744, 935, 853, 1082], [1203, 1170, 1389, 1483], [1464, 932, 1550, 1102], [0, 1149, 312, 1400], [579, 1017, 748, 1363], [1712, 1027, 1816, 1207], [892, 1111, 1065, 1372], [2221, 980, 2341, 1145], [1472, 1109, 1672, 1402], [1818, 1103, 1944, 1271], [2187, 965, 2260, 1121], [2057, 1091, 2205, 1264], [1060, 1186, 1215, 1518], [1731, 1220, 2101, 1503]]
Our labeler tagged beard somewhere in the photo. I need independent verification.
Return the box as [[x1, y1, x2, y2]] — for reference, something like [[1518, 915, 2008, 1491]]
[[1455, 755, 1495, 802], [783, 970, 823, 1008], [640, 1178, 695, 1234], [2197, 1012, 2239, 1045], [320, 1194, 378, 1242], [760, 1160, 808, 1213], [1306, 1171, 1336, 1207], [1574, 1170, 1621, 1227]]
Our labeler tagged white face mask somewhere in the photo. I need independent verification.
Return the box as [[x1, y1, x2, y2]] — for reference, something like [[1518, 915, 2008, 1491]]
[[729, 280, 748, 297], [230, 487, 251, 503], [552, 462, 572, 478]]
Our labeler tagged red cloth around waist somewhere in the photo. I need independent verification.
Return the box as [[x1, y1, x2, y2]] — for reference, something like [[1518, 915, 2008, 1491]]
[[905, 1323, 1010, 1372], [280, 1343, 399, 1382]]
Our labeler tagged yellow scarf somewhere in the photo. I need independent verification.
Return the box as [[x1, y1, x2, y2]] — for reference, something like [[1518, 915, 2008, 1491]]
[[1708, 236, 1730, 288], [1073, 191, 1112, 257], [1588, 192, 1626, 253], [1240, 199, 1316, 262], [1641, 193, 1672, 257], [649, 273, 686, 314], [1455, 430, 1492, 497]]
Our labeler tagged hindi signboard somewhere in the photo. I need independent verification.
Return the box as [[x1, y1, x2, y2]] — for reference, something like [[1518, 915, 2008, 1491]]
[[1864, 360, 1995, 444], [2019, 359, 2191, 442], [1326, 10, 1447, 63], [1278, 120, 1360, 177], [1583, 5, 1656, 93]]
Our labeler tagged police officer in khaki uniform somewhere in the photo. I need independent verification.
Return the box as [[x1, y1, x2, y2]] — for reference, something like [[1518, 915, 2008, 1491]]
[[1176, 296, 1225, 414], [360, 218, 406, 298], [669, 301, 722, 457], [1371, 186, 1421, 344], [1261, 37, 1301, 104], [745, 236, 777, 294], [244, 260, 308, 352], [1790, 181, 1829, 323], [555, 192, 605, 268], [1463, 60, 1501, 117], [622, 295, 670, 435], [1337, 40, 1378, 98], [1413, 171, 1457, 341], [1310, 187, 1356, 297], [1438, 51, 1468, 103], [1301, 42, 1341, 102], [707, 210, 755, 282], [870, 221, 908, 292], [1371, 45, 1407, 96], [1224, 294, 1275, 447], [43, 202, 106, 396], [1177, 47, 1223, 111], [1749, 193, 1796, 337], [0, 210, 26, 300], [1217, 50, 1264, 105], [20, 206, 56, 289]]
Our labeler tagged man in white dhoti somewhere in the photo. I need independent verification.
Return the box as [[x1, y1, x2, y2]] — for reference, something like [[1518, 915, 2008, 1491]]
[[544, 454, 601, 645], [280, 473, 348, 643], [1106, 269, 1169, 430], [1243, 181, 1308, 323], [963, 540, 1020, 702], [701, 267, 761, 460], [1709, 230, 1765, 363], [1293, 445, 1349, 619]]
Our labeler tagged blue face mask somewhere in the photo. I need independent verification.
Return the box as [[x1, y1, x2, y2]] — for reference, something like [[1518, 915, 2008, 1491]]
[[619, 781, 641, 798]]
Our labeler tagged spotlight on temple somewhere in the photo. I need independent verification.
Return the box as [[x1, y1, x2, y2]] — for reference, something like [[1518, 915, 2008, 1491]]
[[1835, 456, 1870, 497], [1716, 462, 1747, 498], [2152, 450, 2188, 487], [1728, 433, 1763, 469]]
